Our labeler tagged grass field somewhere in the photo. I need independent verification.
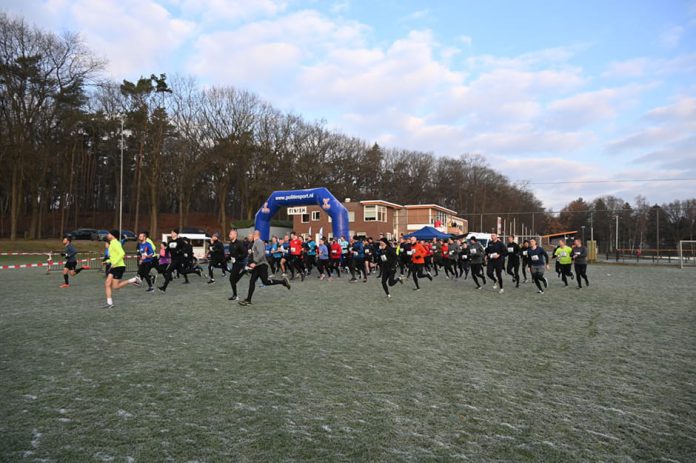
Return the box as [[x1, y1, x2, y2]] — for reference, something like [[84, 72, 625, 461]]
[[1, 264, 695, 462]]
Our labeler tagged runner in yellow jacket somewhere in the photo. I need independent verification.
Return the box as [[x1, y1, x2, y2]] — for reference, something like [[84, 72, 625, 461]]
[[103, 230, 141, 309], [553, 239, 574, 287]]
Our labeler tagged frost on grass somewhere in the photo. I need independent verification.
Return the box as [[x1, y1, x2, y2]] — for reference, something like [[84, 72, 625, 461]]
[[1, 265, 695, 461], [31, 429, 42, 448], [117, 409, 134, 419]]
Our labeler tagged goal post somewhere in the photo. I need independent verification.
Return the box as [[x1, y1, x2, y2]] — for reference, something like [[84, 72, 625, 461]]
[[678, 240, 696, 269]]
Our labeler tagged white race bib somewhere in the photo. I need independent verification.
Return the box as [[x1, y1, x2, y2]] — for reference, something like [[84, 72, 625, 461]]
[[532, 255, 539, 261], [230, 257, 236, 264], [407, 250, 413, 255], [560, 252, 567, 257], [470, 249, 477, 255], [490, 253, 499, 259], [290, 247, 296, 253], [522, 251, 528, 256], [507, 247, 514, 253], [380, 255, 387, 262]]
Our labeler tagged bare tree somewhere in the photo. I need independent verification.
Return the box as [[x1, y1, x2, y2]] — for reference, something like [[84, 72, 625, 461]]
[[0, 13, 103, 239]]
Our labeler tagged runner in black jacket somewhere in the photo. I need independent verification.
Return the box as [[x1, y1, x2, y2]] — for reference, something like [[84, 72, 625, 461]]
[[485, 233, 508, 294], [378, 238, 403, 298], [159, 229, 188, 292], [505, 235, 521, 288], [520, 240, 531, 283], [207, 232, 227, 284], [227, 229, 248, 301]]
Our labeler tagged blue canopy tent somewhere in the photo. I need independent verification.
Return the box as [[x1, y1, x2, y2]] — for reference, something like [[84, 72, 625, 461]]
[[403, 226, 451, 240]]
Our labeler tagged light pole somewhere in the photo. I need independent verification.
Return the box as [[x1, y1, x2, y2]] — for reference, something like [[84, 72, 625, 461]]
[[119, 115, 124, 239], [656, 207, 660, 259], [590, 212, 594, 242], [581, 225, 585, 243]]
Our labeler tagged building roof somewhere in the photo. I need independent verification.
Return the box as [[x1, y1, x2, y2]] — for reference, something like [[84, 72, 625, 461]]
[[541, 231, 578, 238], [404, 204, 461, 217], [359, 200, 403, 209]]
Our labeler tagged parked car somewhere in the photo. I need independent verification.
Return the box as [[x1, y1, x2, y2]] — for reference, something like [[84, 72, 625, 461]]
[[68, 228, 98, 240], [91, 229, 110, 241], [120, 230, 137, 241], [181, 226, 208, 235]]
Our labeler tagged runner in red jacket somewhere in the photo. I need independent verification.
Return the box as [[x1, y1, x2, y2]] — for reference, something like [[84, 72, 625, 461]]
[[288, 232, 305, 281], [410, 237, 432, 290], [329, 238, 343, 279]]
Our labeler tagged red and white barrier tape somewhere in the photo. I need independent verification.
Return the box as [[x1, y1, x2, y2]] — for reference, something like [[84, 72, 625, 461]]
[[0, 257, 97, 270], [0, 252, 54, 256]]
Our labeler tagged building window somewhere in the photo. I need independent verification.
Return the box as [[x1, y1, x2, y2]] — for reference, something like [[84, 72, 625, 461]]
[[432, 210, 447, 225], [311, 211, 321, 221], [364, 205, 387, 222], [301, 214, 309, 223], [329, 212, 355, 223]]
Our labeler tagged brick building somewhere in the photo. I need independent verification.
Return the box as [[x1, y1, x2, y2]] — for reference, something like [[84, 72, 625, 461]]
[[291, 199, 467, 240]]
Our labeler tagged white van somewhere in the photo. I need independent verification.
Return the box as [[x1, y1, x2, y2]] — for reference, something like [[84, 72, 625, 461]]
[[465, 232, 493, 248], [161, 233, 210, 260]]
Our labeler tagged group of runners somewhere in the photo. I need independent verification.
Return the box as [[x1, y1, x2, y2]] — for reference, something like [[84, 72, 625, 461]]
[[60, 228, 590, 309]]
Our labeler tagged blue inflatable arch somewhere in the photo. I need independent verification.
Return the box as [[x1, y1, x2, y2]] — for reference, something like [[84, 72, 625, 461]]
[[254, 188, 350, 241]]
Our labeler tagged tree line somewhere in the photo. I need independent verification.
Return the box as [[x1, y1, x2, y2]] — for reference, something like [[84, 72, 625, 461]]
[[0, 13, 547, 240], [555, 196, 696, 253]]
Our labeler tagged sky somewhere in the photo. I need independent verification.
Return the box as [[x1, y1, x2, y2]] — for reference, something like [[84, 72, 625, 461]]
[[5, 0, 696, 210]]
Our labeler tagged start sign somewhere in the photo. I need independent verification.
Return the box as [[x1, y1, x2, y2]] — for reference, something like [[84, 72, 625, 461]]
[[287, 206, 307, 215]]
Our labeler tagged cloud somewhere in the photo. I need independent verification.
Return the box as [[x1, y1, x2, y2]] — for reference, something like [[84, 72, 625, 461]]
[[188, 10, 369, 93], [179, 0, 287, 23], [659, 25, 684, 48], [634, 135, 696, 171], [459, 35, 473, 46], [296, 29, 463, 111], [545, 83, 653, 129], [330, 1, 350, 14], [70, 0, 197, 77], [4, 0, 197, 78], [603, 53, 696, 79], [644, 96, 696, 122], [469, 130, 593, 155], [607, 127, 682, 153], [607, 97, 696, 153], [400, 9, 429, 22], [603, 58, 651, 78], [599, 95, 696, 204], [465, 46, 580, 71], [431, 66, 584, 129], [495, 157, 599, 209]]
